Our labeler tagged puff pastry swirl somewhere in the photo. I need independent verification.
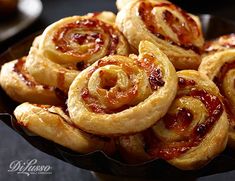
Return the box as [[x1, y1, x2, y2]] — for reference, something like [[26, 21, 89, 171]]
[[116, 0, 204, 69], [68, 41, 177, 136], [199, 49, 235, 149], [14, 102, 116, 154], [119, 70, 228, 170], [40, 11, 129, 65], [25, 12, 129, 92], [0, 57, 62, 105]]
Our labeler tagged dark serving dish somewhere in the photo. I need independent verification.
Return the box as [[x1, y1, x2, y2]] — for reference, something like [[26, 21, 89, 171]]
[[0, 14, 235, 179]]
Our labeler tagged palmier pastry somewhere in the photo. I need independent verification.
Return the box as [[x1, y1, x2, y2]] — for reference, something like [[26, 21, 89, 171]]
[[116, 0, 204, 69], [25, 11, 129, 92], [203, 34, 235, 55], [68, 41, 177, 136], [40, 11, 129, 64], [0, 57, 62, 105], [14, 102, 116, 154], [119, 70, 228, 170], [199, 49, 235, 149], [25, 47, 79, 93]]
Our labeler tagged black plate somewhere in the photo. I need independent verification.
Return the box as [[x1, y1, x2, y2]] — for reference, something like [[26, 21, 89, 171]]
[[0, 14, 235, 179]]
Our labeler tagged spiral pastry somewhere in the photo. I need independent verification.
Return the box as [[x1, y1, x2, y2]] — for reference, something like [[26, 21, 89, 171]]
[[40, 11, 129, 64], [119, 70, 228, 170], [14, 102, 116, 154], [116, 0, 204, 69], [68, 41, 177, 136], [199, 49, 235, 149], [25, 12, 129, 92], [0, 56, 62, 105], [203, 34, 235, 55]]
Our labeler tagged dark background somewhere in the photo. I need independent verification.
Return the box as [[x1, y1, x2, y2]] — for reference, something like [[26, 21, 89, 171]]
[[0, 0, 235, 180]]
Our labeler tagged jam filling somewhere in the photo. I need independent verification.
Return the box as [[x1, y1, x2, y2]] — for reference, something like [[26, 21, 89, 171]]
[[138, 2, 201, 54], [52, 18, 119, 59], [81, 55, 165, 113], [149, 68, 165, 90], [143, 77, 223, 160], [213, 61, 235, 122], [178, 77, 196, 88], [164, 108, 193, 133]]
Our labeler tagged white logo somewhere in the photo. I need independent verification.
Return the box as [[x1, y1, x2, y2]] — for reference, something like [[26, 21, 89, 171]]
[[8, 159, 52, 176]]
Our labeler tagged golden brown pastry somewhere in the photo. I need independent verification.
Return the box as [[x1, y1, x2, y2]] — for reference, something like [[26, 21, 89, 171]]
[[25, 12, 129, 92], [203, 34, 235, 55], [0, 57, 62, 105], [39, 11, 129, 64], [116, 0, 204, 69], [68, 41, 177, 136], [14, 102, 116, 155], [119, 70, 228, 170], [199, 49, 235, 149]]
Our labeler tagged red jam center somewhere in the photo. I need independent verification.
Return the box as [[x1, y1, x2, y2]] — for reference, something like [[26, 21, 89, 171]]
[[136, 54, 165, 90]]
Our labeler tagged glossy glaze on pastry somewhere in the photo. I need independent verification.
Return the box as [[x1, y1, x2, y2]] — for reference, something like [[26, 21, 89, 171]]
[[25, 12, 129, 92], [116, 0, 204, 69], [39, 11, 129, 65], [68, 41, 177, 136], [119, 70, 228, 170], [199, 49, 235, 149]]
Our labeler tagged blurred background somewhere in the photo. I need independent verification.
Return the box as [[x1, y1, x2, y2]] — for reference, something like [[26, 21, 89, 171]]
[[0, 0, 235, 181], [1, 0, 235, 52]]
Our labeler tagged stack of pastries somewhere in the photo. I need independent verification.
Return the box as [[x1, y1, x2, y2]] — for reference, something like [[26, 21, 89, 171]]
[[0, 0, 234, 170]]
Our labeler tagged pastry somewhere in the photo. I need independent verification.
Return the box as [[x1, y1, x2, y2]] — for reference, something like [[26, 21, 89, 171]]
[[203, 34, 235, 55], [14, 102, 116, 155], [119, 70, 228, 170], [39, 11, 129, 64], [0, 57, 62, 105], [68, 41, 177, 136], [199, 49, 235, 149], [116, 0, 204, 69], [25, 11, 129, 92]]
